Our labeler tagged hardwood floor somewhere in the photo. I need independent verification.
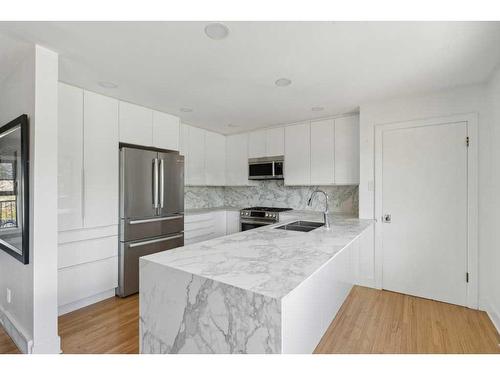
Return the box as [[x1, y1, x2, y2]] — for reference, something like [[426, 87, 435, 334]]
[[315, 286, 500, 354], [1, 286, 499, 354]]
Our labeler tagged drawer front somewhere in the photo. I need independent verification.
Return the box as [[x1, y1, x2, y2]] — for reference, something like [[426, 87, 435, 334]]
[[185, 224, 215, 240], [121, 214, 184, 242], [118, 233, 184, 297], [58, 256, 118, 307], [58, 236, 118, 269], [184, 212, 214, 223]]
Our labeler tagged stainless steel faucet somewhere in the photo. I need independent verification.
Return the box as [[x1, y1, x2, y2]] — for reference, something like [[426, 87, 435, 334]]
[[307, 189, 330, 229]]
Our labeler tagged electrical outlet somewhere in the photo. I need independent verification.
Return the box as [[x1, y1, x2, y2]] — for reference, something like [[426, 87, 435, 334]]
[[6, 288, 12, 304]]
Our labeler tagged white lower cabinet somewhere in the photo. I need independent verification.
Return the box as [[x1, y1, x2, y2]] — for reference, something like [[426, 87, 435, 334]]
[[184, 209, 240, 245], [226, 210, 241, 234], [58, 255, 118, 314]]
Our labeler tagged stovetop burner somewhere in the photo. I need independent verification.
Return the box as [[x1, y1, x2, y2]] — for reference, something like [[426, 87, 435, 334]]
[[243, 206, 293, 212]]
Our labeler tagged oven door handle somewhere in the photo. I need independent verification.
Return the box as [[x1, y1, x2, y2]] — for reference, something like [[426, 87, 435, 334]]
[[240, 220, 275, 226]]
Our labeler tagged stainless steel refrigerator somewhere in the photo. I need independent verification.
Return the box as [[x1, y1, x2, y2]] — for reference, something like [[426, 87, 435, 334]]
[[117, 145, 184, 297]]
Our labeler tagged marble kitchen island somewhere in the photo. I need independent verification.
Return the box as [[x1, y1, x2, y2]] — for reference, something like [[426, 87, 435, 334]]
[[140, 212, 374, 354]]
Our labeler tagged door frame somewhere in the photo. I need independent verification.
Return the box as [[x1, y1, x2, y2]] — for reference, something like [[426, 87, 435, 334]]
[[374, 113, 478, 309]]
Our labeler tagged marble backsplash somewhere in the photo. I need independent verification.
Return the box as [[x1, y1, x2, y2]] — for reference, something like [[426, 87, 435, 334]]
[[185, 181, 358, 214]]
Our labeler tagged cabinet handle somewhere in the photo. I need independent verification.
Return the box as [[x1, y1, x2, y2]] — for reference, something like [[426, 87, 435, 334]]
[[82, 167, 85, 224], [128, 233, 183, 248]]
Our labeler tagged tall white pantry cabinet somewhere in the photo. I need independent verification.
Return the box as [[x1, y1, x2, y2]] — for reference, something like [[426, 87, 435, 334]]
[[57, 83, 119, 315]]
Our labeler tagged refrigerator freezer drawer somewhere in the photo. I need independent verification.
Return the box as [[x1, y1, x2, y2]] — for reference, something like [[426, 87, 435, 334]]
[[117, 232, 184, 297], [120, 214, 184, 242]]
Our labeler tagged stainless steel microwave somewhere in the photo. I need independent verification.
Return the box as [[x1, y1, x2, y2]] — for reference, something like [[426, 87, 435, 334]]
[[248, 156, 284, 180]]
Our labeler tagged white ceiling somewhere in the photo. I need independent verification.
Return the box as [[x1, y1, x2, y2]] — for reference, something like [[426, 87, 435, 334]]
[[1, 21, 500, 134]]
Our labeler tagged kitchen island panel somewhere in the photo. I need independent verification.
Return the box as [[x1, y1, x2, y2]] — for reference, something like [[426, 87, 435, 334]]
[[140, 259, 281, 354]]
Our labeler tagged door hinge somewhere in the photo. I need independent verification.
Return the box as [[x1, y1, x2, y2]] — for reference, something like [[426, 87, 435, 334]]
[[466, 136, 470, 147], [466, 272, 469, 283]]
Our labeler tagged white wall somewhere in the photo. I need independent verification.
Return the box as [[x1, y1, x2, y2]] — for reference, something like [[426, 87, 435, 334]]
[[0, 44, 60, 353], [0, 45, 36, 350], [485, 67, 500, 331], [358, 83, 494, 313]]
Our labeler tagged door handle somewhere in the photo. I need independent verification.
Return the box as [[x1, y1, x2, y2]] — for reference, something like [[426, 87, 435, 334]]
[[160, 158, 164, 209], [128, 214, 183, 225], [152, 158, 159, 208], [383, 214, 392, 223]]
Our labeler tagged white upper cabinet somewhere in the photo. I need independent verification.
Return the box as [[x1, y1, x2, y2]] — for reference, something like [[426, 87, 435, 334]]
[[185, 125, 206, 185], [226, 133, 249, 186], [58, 83, 84, 231], [83, 90, 119, 228], [334, 115, 360, 184], [179, 122, 189, 156], [266, 127, 284, 156], [284, 123, 310, 185], [119, 101, 153, 146], [152, 110, 180, 151], [248, 128, 285, 158], [205, 131, 226, 186], [248, 130, 266, 158], [310, 119, 335, 185]]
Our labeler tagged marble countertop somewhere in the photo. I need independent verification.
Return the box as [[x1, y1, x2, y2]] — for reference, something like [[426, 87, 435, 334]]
[[185, 206, 243, 214], [142, 211, 373, 300]]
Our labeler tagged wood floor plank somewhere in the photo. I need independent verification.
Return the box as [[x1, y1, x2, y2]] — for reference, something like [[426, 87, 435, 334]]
[[2, 286, 499, 354], [314, 286, 500, 354]]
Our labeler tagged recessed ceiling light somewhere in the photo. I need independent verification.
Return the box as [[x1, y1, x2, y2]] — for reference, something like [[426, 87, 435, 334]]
[[311, 107, 324, 112], [98, 81, 117, 89], [227, 123, 238, 128], [275, 78, 292, 87], [204, 23, 229, 40], [180, 107, 193, 113]]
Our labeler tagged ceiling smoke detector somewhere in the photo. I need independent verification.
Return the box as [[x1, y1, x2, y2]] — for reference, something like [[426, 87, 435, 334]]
[[204, 23, 230, 40], [275, 78, 292, 87]]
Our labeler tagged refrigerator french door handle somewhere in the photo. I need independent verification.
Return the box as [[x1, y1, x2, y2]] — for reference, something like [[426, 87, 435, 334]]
[[128, 234, 184, 248], [160, 158, 165, 208], [152, 158, 159, 208]]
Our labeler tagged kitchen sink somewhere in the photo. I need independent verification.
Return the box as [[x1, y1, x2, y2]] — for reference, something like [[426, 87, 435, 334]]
[[275, 221, 324, 232]]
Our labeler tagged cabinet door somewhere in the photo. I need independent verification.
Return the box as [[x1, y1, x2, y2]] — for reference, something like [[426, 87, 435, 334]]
[[226, 133, 248, 186], [225, 210, 241, 234], [266, 127, 284, 156], [83, 90, 119, 227], [186, 125, 206, 185], [285, 123, 310, 185], [334, 115, 360, 184], [179, 122, 189, 156], [58, 83, 84, 231], [248, 130, 266, 158], [310, 119, 335, 185], [205, 131, 226, 185], [119, 101, 153, 146], [152, 110, 179, 151], [212, 210, 227, 237]]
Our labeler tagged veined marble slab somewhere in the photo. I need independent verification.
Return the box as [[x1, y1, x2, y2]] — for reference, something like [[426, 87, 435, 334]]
[[140, 212, 373, 354]]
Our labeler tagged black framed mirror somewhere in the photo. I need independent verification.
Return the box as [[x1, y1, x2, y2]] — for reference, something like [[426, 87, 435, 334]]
[[0, 114, 29, 264]]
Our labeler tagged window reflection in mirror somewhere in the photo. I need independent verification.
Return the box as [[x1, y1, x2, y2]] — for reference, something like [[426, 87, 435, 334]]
[[0, 115, 29, 264]]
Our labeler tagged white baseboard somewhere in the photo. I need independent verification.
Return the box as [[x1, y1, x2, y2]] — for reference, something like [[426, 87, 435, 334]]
[[58, 288, 116, 316], [485, 301, 500, 336], [0, 305, 32, 354]]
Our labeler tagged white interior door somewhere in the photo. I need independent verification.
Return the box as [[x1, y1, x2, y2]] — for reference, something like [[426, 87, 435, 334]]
[[381, 121, 468, 306]]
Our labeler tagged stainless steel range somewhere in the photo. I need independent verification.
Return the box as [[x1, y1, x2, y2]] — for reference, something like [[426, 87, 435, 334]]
[[240, 206, 293, 231]]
